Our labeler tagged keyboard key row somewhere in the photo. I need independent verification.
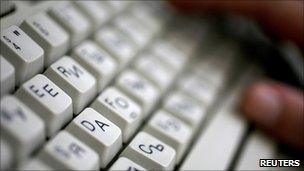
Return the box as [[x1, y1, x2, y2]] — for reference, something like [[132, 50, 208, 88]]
[[0, 2, 212, 170], [0, 1, 149, 92]]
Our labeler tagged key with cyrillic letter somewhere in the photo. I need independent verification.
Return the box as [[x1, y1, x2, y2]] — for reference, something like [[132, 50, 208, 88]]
[[66, 108, 122, 168], [121, 132, 176, 170], [44, 56, 96, 114], [16, 74, 73, 136]]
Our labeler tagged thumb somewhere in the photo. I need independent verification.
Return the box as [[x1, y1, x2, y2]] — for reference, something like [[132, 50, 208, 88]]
[[240, 80, 304, 150]]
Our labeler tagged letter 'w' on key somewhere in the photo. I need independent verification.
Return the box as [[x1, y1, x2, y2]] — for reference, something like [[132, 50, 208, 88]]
[[44, 56, 97, 114]]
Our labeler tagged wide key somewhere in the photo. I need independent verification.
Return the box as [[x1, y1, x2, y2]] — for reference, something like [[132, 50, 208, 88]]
[[66, 108, 122, 168], [0, 96, 45, 161], [121, 132, 176, 170], [21, 12, 69, 66], [91, 87, 142, 142], [38, 131, 99, 170], [16, 74, 73, 136], [44, 56, 97, 114], [0, 25, 44, 84]]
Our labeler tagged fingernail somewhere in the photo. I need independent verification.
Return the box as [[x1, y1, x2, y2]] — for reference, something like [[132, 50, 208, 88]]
[[243, 82, 282, 127]]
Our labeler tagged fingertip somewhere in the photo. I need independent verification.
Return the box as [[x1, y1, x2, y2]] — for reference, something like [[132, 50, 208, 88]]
[[241, 80, 304, 150], [241, 81, 281, 128]]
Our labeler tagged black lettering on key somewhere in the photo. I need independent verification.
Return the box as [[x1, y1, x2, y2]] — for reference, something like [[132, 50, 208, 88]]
[[131, 81, 144, 90], [43, 84, 58, 97], [54, 145, 71, 159], [29, 85, 45, 98], [115, 97, 129, 109], [129, 112, 137, 119], [1, 107, 26, 121], [15, 107, 27, 121], [157, 119, 180, 131], [2, 36, 21, 50], [3, 36, 11, 43], [57, 66, 71, 77], [69, 142, 85, 158], [81, 120, 95, 132], [95, 120, 109, 132], [13, 43, 21, 50], [13, 30, 20, 36], [90, 51, 104, 63], [138, 144, 164, 154], [68, 65, 83, 78], [127, 167, 140, 171], [105, 98, 116, 109]]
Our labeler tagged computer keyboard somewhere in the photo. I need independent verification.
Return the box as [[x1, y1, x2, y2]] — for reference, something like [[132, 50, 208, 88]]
[[0, 1, 301, 171]]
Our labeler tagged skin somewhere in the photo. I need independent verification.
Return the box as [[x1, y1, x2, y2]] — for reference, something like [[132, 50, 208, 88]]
[[170, 0, 304, 150]]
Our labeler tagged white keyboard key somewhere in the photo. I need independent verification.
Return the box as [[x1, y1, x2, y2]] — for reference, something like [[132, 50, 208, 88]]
[[144, 110, 192, 162], [91, 87, 142, 142], [235, 130, 276, 170], [0, 96, 45, 161], [44, 56, 97, 114], [72, 41, 117, 92], [18, 158, 53, 171], [0, 56, 15, 96], [73, 1, 110, 30], [178, 75, 217, 105], [38, 131, 99, 170], [20, 13, 69, 66], [109, 157, 146, 171], [66, 108, 122, 168], [180, 94, 247, 170], [121, 132, 176, 170], [95, 26, 137, 68], [133, 53, 175, 92], [0, 139, 13, 170], [114, 14, 152, 48], [48, 1, 92, 47], [115, 70, 160, 116], [15, 74, 73, 136], [163, 91, 206, 128], [0, 25, 44, 84], [152, 40, 187, 71]]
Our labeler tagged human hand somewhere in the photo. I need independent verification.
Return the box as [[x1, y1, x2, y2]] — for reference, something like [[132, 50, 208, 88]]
[[170, 0, 304, 150]]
